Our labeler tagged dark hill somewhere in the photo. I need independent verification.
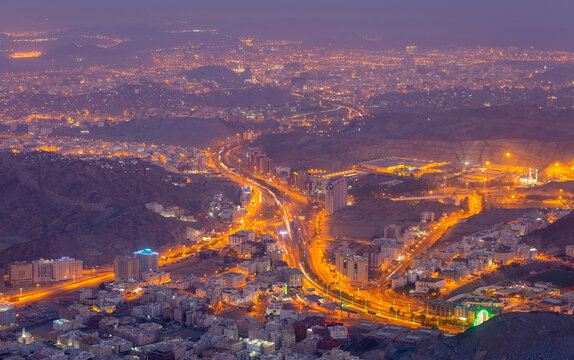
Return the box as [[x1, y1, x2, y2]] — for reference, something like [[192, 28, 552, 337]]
[[0, 152, 238, 265], [354, 105, 574, 143], [55, 117, 244, 148], [253, 105, 574, 169], [399, 312, 574, 360], [184, 66, 244, 87], [523, 210, 574, 256]]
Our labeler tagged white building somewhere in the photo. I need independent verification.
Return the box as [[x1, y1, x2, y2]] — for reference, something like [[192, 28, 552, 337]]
[[328, 325, 348, 340], [325, 177, 347, 215], [32, 257, 83, 283], [415, 278, 446, 293], [0, 301, 16, 327], [134, 249, 159, 274]]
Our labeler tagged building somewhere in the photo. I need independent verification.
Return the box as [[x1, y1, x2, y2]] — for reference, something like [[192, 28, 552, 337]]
[[31, 257, 83, 283], [0, 301, 16, 327], [424, 300, 455, 318], [493, 246, 515, 265], [328, 325, 348, 340], [229, 230, 256, 246], [420, 211, 435, 223], [10, 261, 33, 284], [294, 316, 325, 340], [53, 257, 83, 281], [391, 275, 408, 289], [538, 297, 567, 312], [325, 177, 347, 215], [335, 254, 369, 288], [415, 277, 446, 293], [147, 347, 175, 360], [142, 271, 171, 285], [220, 272, 246, 288], [384, 225, 402, 239], [566, 245, 574, 258], [114, 255, 140, 281], [281, 268, 304, 288], [134, 249, 159, 274], [33, 259, 54, 283]]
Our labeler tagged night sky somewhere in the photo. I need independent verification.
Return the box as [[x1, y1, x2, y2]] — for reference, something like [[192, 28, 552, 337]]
[[2, 0, 573, 49]]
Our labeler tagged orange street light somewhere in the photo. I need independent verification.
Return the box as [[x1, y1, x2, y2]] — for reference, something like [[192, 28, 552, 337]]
[[505, 152, 511, 157]]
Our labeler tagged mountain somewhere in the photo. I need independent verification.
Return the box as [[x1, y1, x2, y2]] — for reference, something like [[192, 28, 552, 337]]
[[397, 312, 574, 360], [253, 105, 574, 169], [55, 117, 245, 148], [0, 152, 238, 265], [183, 66, 244, 88], [523, 210, 574, 256]]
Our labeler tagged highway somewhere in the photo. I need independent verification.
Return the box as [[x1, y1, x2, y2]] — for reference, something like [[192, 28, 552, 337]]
[[7, 270, 114, 305], [216, 144, 467, 332], [9, 141, 465, 333]]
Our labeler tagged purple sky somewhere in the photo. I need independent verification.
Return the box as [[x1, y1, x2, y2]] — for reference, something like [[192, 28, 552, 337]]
[[2, 0, 573, 49]]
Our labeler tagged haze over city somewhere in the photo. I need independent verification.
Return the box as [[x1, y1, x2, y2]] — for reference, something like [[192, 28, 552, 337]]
[[1, 1, 574, 360]]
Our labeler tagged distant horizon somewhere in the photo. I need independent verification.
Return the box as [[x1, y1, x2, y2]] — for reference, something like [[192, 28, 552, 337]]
[[1, 0, 574, 50]]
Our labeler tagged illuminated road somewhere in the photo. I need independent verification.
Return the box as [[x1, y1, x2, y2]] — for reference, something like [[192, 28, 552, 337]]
[[217, 144, 468, 332], [9, 140, 464, 332], [7, 157, 270, 308], [8, 270, 114, 305]]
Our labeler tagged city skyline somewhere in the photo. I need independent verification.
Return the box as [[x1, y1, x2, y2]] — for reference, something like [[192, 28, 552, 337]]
[[0, 1, 573, 49], [1, 2, 574, 359]]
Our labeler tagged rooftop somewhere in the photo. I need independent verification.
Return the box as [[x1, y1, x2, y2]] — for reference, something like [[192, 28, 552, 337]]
[[134, 248, 159, 256], [0, 301, 15, 312]]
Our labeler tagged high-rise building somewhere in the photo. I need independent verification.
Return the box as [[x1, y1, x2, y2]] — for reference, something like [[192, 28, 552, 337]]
[[114, 255, 140, 281], [335, 254, 369, 288], [289, 169, 305, 190], [0, 301, 16, 327], [134, 249, 159, 274], [33, 259, 54, 283], [325, 177, 347, 215], [32, 257, 83, 283], [53, 257, 83, 281]]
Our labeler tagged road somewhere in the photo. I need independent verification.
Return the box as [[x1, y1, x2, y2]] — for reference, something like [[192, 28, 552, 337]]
[[217, 144, 467, 332], [9, 139, 464, 334], [8, 270, 114, 305]]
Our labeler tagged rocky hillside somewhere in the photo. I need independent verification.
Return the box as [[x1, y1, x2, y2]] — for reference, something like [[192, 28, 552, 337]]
[[254, 105, 574, 169], [523, 210, 574, 256], [56, 117, 246, 148], [0, 152, 239, 265], [399, 312, 574, 360]]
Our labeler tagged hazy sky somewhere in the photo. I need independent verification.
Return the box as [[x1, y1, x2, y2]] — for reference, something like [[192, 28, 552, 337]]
[[2, 0, 573, 49]]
